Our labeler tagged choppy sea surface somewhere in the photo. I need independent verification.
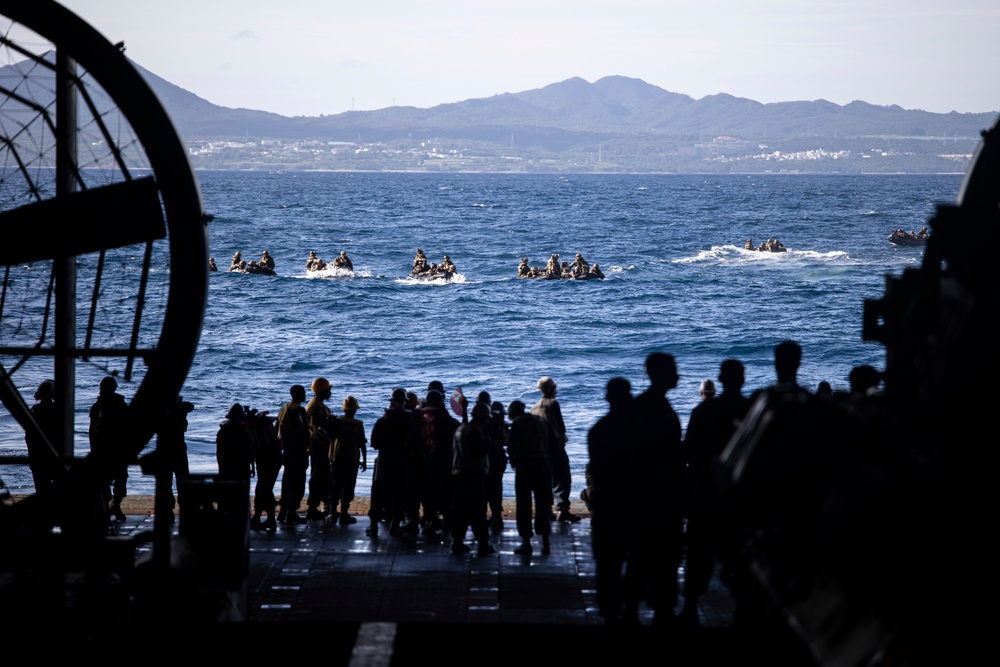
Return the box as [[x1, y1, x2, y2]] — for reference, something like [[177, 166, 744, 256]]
[[1, 171, 962, 496]]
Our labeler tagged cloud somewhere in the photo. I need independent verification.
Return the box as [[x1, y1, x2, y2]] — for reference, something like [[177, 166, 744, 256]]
[[338, 59, 367, 71], [230, 30, 259, 41]]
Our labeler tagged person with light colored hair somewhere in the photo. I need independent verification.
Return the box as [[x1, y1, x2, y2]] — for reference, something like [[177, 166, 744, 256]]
[[531, 375, 580, 523], [699, 379, 716, 401], [329, 396, 367, 525]]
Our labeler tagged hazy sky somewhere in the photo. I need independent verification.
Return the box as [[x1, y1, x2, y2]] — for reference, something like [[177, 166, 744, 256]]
[[47, 1, 1000, 117]]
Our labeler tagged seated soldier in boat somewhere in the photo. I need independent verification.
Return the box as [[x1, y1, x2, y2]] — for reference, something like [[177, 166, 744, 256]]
[[589, 263, 605, 279], [260, 250, 275, 271], [440, 254, 456, 274], [306, 250, 326, 271], [228, 251, 242, 272], [255, 258, 276, 275], [545, 253, 560, 276], [560, 261, 573, 279], [528, 266, 541, 278], [413, 248, 429, 273], [334, 251, 354, 271], [571, 253, 590, 277], [745, 239, 753, 250], [518, 258, 530, 278], [209, 257, 218, 272], [916, 226, 930, 239]]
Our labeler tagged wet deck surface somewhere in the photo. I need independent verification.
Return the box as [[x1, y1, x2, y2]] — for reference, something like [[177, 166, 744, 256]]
[[240, 515, 737, 628], [5, 497, 753, 663], [122, 510, 747, 665]]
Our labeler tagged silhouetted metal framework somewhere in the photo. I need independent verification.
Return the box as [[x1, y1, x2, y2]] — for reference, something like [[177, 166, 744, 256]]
[[0, 1, 208, 560]]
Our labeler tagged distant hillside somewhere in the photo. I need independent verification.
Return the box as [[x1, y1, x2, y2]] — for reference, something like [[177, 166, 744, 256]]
[[2, 53, 995, 173], [130, 61, 290, 137], [134, 65, 996, 144]]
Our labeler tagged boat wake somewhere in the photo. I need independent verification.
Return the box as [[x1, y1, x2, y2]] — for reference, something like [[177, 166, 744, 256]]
[[676, 245, 854, 266], [302, 267, 372, 279]]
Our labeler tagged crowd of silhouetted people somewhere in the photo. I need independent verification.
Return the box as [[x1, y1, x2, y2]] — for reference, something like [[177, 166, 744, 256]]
[[23, 340, 885, 627], [213, 375, 583, 557], [583, 342, 884, 625]]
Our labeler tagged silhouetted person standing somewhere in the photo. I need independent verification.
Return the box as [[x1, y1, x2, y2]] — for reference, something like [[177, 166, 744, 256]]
[[723, 341, 839, 637], [369, 388, 418, 536], [485, 400, 509, 531], [413, 388, 459, 534], [277, 385, 310, 523], [747, 341, 811, 420], [329, 396, 367, 525], [532, 376, 580, 522], [450, 402, 495, 555], [587, 377, 639, 623], [755, 340, 809, 400], [216, 403, 255, 480], [306, 377, 337, 521], [156, 395, 193, 518], [506, 400, 553, 555], [682, 358, 752, 624], [632, 352, 683, 624], [249, 408, 281, 532], [89, 376, 130, 521], [26, 379, 59, 493]]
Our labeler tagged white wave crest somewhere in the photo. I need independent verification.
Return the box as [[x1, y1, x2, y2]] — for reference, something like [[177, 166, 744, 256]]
[[303, 266, 371, 279]]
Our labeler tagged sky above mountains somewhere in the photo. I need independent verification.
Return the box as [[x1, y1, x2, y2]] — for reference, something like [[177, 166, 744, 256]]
[[54, 0, 1000, 117]]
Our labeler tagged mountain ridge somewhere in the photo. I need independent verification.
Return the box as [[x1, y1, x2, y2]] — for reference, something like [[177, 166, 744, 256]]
[[129, 63, 995, 143], [2, 53, 994, 172]]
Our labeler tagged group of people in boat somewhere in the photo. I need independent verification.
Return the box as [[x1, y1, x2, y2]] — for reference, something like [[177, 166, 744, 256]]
[[211, 250, 358, 275], [411, 248, 457, 278], [744, 238, 787, 253], [518, 253, 605, 280], [888, 227, 929, 245], [306, 250, 354, 272], [211, 248, 611, 281], [211, 250, 277, 275]]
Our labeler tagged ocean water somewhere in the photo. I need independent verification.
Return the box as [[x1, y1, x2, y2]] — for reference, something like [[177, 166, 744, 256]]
[[0, 171, 962, 497]]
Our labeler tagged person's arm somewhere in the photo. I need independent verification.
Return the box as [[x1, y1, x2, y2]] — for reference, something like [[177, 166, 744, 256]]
[[552, 401, 568, 443], [506, 421, 519, 469], [359, 422, 367, 471]]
